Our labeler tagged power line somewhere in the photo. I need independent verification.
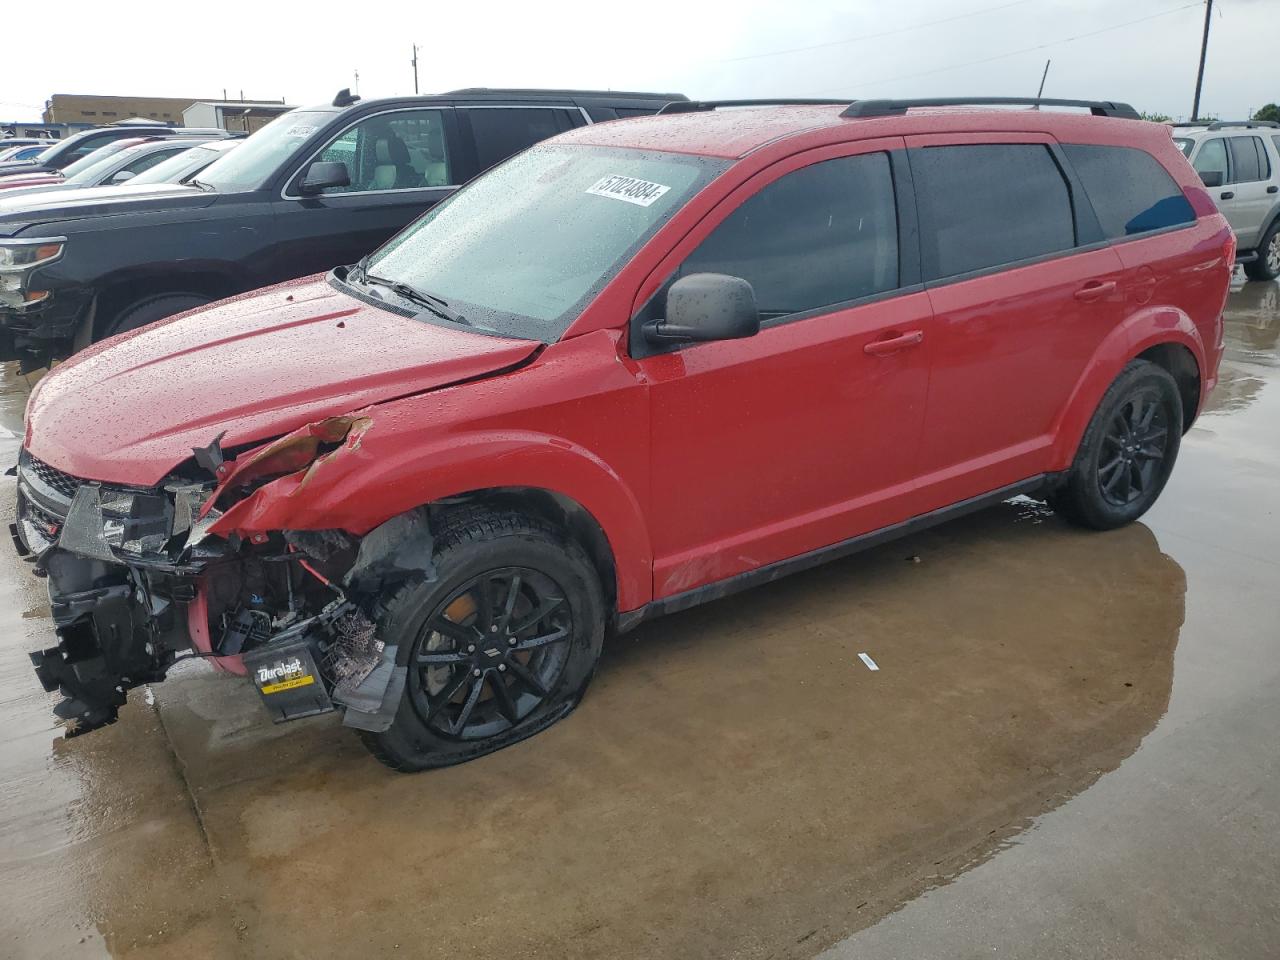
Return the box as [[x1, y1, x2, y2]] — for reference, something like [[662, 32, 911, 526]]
[[814, 0, 1202, 93], [718, 0, 1038, 64]]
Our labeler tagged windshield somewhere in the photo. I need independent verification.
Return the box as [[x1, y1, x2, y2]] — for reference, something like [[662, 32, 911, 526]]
[[361, 144, 725, 341], [61, 143, 143, 184], [193, 110, 331, 192], [130, 143, 224, 184], [1174, 137, 1194, 157], [59, 140, 135, 180]]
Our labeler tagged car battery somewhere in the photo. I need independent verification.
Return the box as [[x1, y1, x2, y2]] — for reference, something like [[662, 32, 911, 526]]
[[243, 639, 334, 723]]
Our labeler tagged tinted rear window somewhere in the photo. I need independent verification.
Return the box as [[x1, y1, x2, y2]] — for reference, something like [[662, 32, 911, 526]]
[[1227, 136, 1265, 182], [463, 108, 576, 174], [1063, 144, 1196, 239], [911, 144, 1075, 280]]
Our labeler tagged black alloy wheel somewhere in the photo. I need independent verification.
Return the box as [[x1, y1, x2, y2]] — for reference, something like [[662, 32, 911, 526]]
[[359, 508, 605, 772], [409, 567, 573, 740], [1097, 389, 1170, 507], [1049, 358, 1183, 530]]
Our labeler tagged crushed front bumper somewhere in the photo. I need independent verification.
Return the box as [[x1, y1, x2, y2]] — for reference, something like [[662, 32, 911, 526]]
[[13, 452, 207, 733], [0, 289, 92, 369], [13, 449, 405, 737]]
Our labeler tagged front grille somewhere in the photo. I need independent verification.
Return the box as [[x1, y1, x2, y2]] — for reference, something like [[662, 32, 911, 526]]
[[23, 499, 62, 541], [24, 455, 83, 500]]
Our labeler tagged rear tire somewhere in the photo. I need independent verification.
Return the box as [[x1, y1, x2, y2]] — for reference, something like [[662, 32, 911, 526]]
[[1049, 360, 1183, 530], [1244, 220, 1280, 281], [103, 294, 211, 340], [359, 508, 606, 773]]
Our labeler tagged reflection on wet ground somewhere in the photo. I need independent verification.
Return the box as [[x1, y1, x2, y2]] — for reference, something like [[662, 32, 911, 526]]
[[0, 284, 1277, 959]]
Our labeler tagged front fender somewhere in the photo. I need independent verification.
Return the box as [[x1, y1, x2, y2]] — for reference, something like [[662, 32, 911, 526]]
[[1049, 304, 1207, 469], [208, 425, 654, 611]]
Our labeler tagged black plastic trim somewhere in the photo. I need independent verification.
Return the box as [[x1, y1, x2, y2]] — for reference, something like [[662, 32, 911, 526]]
[[658, 99, 851, 116], [842, 97, 1140, 120], [889, 149, 922, 287], [617, 476, 1053, 633]]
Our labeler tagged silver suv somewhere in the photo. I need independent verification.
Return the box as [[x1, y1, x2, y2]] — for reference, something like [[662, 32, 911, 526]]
[[1173, 120, 1280, 281]]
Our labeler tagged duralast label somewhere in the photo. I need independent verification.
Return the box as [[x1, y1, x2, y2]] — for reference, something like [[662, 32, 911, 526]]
[[256, 656, 314, 694]]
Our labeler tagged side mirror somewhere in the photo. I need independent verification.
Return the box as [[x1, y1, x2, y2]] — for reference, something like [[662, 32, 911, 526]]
[[109, 169, 136, 184], [1198, 170, 1224, 188], [298, 160, 350, 195], [644, 273, 760, 346]]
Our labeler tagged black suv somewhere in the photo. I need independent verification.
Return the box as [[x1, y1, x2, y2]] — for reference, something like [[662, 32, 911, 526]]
[[0, 88, 686, 368]]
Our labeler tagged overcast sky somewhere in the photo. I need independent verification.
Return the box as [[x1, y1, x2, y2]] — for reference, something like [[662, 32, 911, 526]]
[[2, 0, 1277, 123]]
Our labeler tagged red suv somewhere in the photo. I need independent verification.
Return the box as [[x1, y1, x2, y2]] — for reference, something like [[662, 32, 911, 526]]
[[13, 96, 1233, 771]]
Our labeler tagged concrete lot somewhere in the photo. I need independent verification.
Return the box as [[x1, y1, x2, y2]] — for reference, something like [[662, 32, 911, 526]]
[[0, 281, 1277, 959]]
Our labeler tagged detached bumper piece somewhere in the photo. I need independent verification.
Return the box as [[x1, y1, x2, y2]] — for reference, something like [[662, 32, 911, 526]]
[[29, 577, 169, 736], [244, 639, 333, 723]]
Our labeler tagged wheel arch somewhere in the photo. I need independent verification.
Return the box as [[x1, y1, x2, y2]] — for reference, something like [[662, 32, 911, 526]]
[[1136, 341, 1201, 430], [1050, 307, 1207, 468], [429, 487, 621, 627], [91, 262, 245, 338], [207, 427, 655, 614]]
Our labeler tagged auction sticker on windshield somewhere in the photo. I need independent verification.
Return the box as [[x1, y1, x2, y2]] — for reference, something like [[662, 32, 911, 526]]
[[586, 174, 671, 207]]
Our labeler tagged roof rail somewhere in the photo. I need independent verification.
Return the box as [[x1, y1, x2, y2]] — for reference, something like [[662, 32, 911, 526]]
[[444, 88, 689, 101], [1205, 119, 1279, 130], [840, 97, 1141, 120], [658, 98, 850, 116]]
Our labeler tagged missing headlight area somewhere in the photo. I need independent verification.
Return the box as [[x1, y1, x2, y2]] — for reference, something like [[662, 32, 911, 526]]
[[14, 414, 427, 738]]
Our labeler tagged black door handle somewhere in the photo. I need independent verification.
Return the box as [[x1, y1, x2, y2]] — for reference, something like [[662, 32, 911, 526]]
[[1268, 185, 1279, 194], [1220, 191, 1234, 200]]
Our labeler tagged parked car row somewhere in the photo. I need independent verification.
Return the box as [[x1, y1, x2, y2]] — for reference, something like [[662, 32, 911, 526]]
[[1172, 119, 1280, 281], [0, 122, 233, 177], [9, 93, 1235, 774], [0, 139, 55, 163], [0, 135, 227, 199], [0, 88, 685, 367]]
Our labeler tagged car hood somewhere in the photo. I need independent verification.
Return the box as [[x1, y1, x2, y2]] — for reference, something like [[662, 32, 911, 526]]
[[0, 174, 62, 192], [0, 161, 53, 177], [0, 182, 212, 227], [25, 276, 542, 485]]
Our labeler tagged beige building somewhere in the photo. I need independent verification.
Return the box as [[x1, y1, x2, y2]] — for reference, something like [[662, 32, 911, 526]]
[[42, 94, 204, 125], [182, 100, 295, 134]]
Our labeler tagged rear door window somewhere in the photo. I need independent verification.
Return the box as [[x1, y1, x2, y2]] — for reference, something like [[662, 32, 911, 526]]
[[462, 108, 577, 174], [1062, 144, 1195, 239], [911, 144, 1075, 280], [1227, 136, 1264, 182], [677, 152, 899, 320]]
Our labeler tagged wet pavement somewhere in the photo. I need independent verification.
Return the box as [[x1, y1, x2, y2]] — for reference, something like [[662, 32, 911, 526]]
[[1, 281, 1277, 959]]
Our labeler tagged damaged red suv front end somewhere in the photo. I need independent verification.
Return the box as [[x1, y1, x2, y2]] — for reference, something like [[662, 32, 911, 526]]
[[13, 274, 546, 734]]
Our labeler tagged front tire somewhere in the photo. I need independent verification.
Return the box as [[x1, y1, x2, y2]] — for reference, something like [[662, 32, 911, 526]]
[[1244, 219, 1280, 281], [1049, 360, 1183, 530], [103, 293, 211, 340], [359, 508, 606, 772]]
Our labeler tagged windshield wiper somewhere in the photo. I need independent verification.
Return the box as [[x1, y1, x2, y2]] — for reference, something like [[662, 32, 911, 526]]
[[363, 272, 469, 326], [189, 178, 215, 193]]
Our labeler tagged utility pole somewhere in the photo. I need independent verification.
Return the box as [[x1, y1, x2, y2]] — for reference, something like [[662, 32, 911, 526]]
[[412, 44, 419, 95], [1191, 0, 1213, 121]]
